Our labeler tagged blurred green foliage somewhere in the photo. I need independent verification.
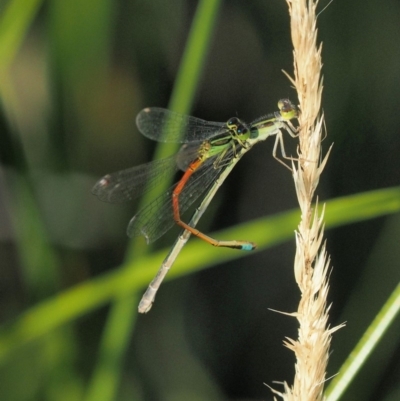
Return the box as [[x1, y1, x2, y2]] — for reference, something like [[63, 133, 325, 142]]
[[0, 1, 399, 401]]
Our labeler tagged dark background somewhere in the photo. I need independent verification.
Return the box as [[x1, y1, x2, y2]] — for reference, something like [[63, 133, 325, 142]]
[[0, 1, 399, 400]]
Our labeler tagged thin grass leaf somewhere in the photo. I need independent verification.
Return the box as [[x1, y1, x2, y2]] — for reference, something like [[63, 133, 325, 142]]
[[0, 0, 43, 69], [325, 282, 400, 401], [85, 1, 223, 400], [0, 186, 399, 366]]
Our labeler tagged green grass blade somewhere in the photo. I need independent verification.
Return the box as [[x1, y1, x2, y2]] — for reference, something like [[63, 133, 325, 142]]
[[83, 294, 139, 401], [0, 0, 42, 69], [0, 186, 399, 366], [86, 1, 223, 400], [325, 282, 400, 401], [168, 0, 222, 115]]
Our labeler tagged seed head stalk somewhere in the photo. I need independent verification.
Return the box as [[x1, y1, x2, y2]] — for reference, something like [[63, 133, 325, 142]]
[[270, 1, 343, 400]]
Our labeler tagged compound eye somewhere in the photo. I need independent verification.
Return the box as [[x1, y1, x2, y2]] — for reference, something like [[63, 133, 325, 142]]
[[237, 124, 248, 135], [278, 99, 298, 119], [227, 117, 239, 128], [278, 99, 289, 111]]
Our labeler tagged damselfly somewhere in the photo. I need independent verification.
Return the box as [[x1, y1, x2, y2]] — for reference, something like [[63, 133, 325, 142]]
[[92, 99, 298, 312]]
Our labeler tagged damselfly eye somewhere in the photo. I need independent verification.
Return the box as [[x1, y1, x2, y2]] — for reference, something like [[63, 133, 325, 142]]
[[278, 99, 298, 119], [237, 124, 248, 135], [227, 117, 239, 128], [278, 99, 290, 111]]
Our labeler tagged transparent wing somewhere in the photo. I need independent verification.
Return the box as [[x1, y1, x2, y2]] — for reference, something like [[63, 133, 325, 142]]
[[127, 154, 230, 242], [91, 141, 208, 203], [136, 107, 229, 143], [91, 156, 179, 203]]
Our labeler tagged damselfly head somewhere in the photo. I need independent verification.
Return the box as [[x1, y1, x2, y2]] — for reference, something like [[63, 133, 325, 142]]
[[278, 99, 298, 121], [226, 117, 250, 142]]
